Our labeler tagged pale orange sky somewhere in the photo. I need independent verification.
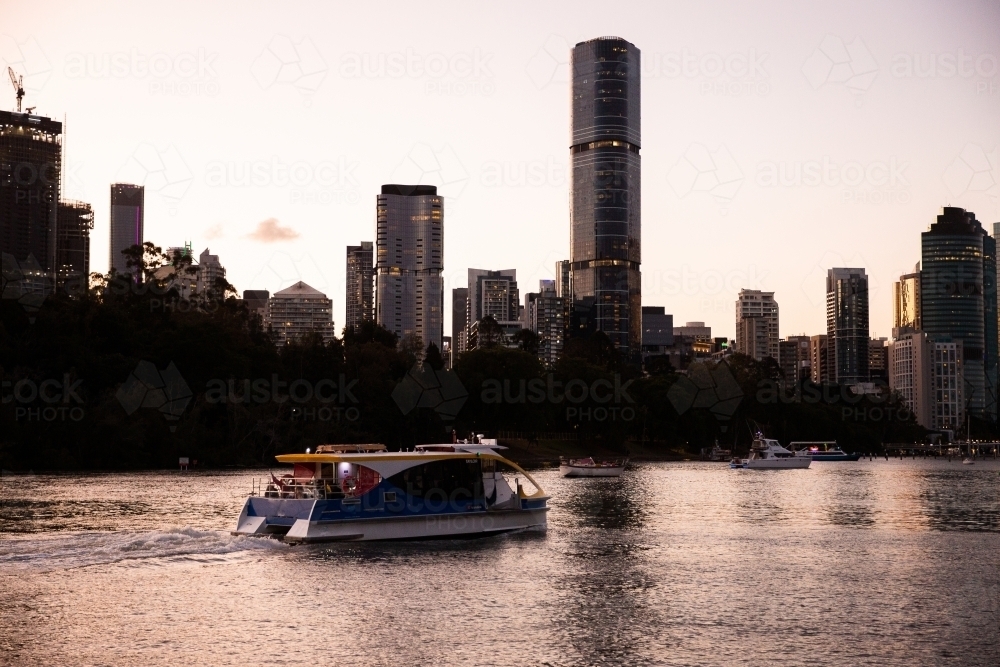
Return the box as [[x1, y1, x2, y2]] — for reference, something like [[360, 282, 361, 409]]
[[3, 0, 999, 339]]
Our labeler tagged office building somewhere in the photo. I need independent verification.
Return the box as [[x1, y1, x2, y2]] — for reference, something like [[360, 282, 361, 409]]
[[735, 289, 779, 361], [827, 268, 870, 385], [921, 207, 995, 417], [524, 280, 568, 367], [674, 321, 711, 339], [55, 199, 93, 292], [374, 184, 443, 351], [810, 334, 832, 384], [569, 37, 642, 356], [345, 241, 374, 330], [266, 281, 335, 346], [779, 335, 811, 384], [641, 306, 674, 357], [109, 183, 144, 278], [889, 332, 964, 431], [1, 110, 62, 294], [893, 270, 921, 336]]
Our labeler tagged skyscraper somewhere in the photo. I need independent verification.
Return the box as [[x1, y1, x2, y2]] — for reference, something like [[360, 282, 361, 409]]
[[893, 270, 921, 335], [735, 289, 779, 361], [826, 268, 870, 385], [1, 110, 62, 294], [55, 199, 93, 292], [569, 37, 641, 356], [109, 183, 144, 277], [374, 184, 443, 351], [197, 248, 226, 295], [921, 207, 996, 418], [466, 268, 521, 350], [345, 241, 373, 330]]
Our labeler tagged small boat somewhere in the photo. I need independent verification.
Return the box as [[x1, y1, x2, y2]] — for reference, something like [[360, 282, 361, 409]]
[[559, 457, 628, 477], [234, 442, 548, 543], [792, 441, 861, 462], [703, 443, 733, 462], [729, 457, 747, 469], [737, 437, 811, 469], [962, 457, 975, 465]]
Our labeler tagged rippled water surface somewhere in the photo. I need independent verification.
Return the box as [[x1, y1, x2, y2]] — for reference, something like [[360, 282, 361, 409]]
[[2, 459, 999, 666]]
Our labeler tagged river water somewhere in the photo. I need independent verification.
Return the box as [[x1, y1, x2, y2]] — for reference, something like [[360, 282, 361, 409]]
[[1, 458, 998, 666]]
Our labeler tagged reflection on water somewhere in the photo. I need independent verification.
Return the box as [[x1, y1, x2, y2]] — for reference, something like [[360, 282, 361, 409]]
[[1, 460, 1000, 666]]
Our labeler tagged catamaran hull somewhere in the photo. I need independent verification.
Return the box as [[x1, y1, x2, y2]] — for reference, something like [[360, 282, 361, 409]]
[[234, 501, 548, 543], [560, 465, 625, 477]]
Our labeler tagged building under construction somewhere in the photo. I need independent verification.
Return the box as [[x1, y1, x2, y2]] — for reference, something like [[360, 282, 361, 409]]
[[0, 109, 62, 294], [56, 199, 93, 292]]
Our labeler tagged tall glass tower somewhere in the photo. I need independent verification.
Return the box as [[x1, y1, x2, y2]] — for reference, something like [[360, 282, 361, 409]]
[[374, 184, 443, 351], [109, 183, 144, 277], [921, 207, 996, 419], [569, 36, 641, 356]]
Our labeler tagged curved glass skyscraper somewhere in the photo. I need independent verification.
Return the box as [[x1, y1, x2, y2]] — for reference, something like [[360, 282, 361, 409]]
[[921, 207, 997, 418], [569, 37, 641, 355]]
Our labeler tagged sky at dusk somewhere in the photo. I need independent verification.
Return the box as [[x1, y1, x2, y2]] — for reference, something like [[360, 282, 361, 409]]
[[3, 0, 999, 339]]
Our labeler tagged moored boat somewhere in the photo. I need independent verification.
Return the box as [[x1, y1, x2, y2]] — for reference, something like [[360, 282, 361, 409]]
[[234, 443, 548, 543], [736, 437, 811, 469], [792, 441, 861, 461], [559, 457, 628, 477]]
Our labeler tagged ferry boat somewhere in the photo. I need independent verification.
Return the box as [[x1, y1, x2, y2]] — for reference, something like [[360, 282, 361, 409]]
[[792, 441, 861, 462], [234, 443, 549, 543], [559, 457, 628, 477], [732, 437, 811, 469]]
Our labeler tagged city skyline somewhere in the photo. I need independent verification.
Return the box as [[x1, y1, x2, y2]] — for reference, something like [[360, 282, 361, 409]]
[[2, 0, 999, 341]]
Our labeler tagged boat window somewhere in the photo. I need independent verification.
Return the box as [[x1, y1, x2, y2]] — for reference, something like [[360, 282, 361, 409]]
[[386, 459, 484, 504], [293, 463, 316, 480]]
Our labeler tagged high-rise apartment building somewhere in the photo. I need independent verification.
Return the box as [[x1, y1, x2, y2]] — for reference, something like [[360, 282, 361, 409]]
[[827, 268, 870, 385], [345, 241, 374, 330], [266, 281, 335, 346], [921, 207, 995, 417], [374, 184, 443, 351], [197, 248, 225, 294], [569, 37, 642, 356], [466, 269, 521, 350], [889, 332, 964, 431], [525, 280, 568, 367], [735, 289, 779, 361], [810, 334, 832, 384], [55, 199, 93, 291], [109, 183, 144, 277], [555, 260, 571, 300], [869, 337, 889, 382], [1, 110, 62, 294], [779, 335, 812, 384]]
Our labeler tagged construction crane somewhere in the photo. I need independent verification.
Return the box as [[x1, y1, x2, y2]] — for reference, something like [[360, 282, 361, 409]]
[[7, 67, 25, 113]]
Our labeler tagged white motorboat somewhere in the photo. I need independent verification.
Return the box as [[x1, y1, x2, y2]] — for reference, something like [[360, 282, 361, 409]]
[[559, 457, 628, 477], [735, 437, 811, 469], [234, 443, 548, 543]]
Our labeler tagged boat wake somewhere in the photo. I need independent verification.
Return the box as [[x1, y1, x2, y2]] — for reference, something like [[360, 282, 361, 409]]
[[0, 526, 285, 572]]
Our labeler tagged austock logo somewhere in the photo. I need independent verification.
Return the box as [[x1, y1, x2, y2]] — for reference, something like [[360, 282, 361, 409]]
[[392, 363, 468, 420], [116, 361, 193, 432], [667, 360, 744, 432]]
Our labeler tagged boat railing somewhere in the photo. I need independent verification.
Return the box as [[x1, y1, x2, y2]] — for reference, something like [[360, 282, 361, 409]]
[[249, 477, 349, 500]]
